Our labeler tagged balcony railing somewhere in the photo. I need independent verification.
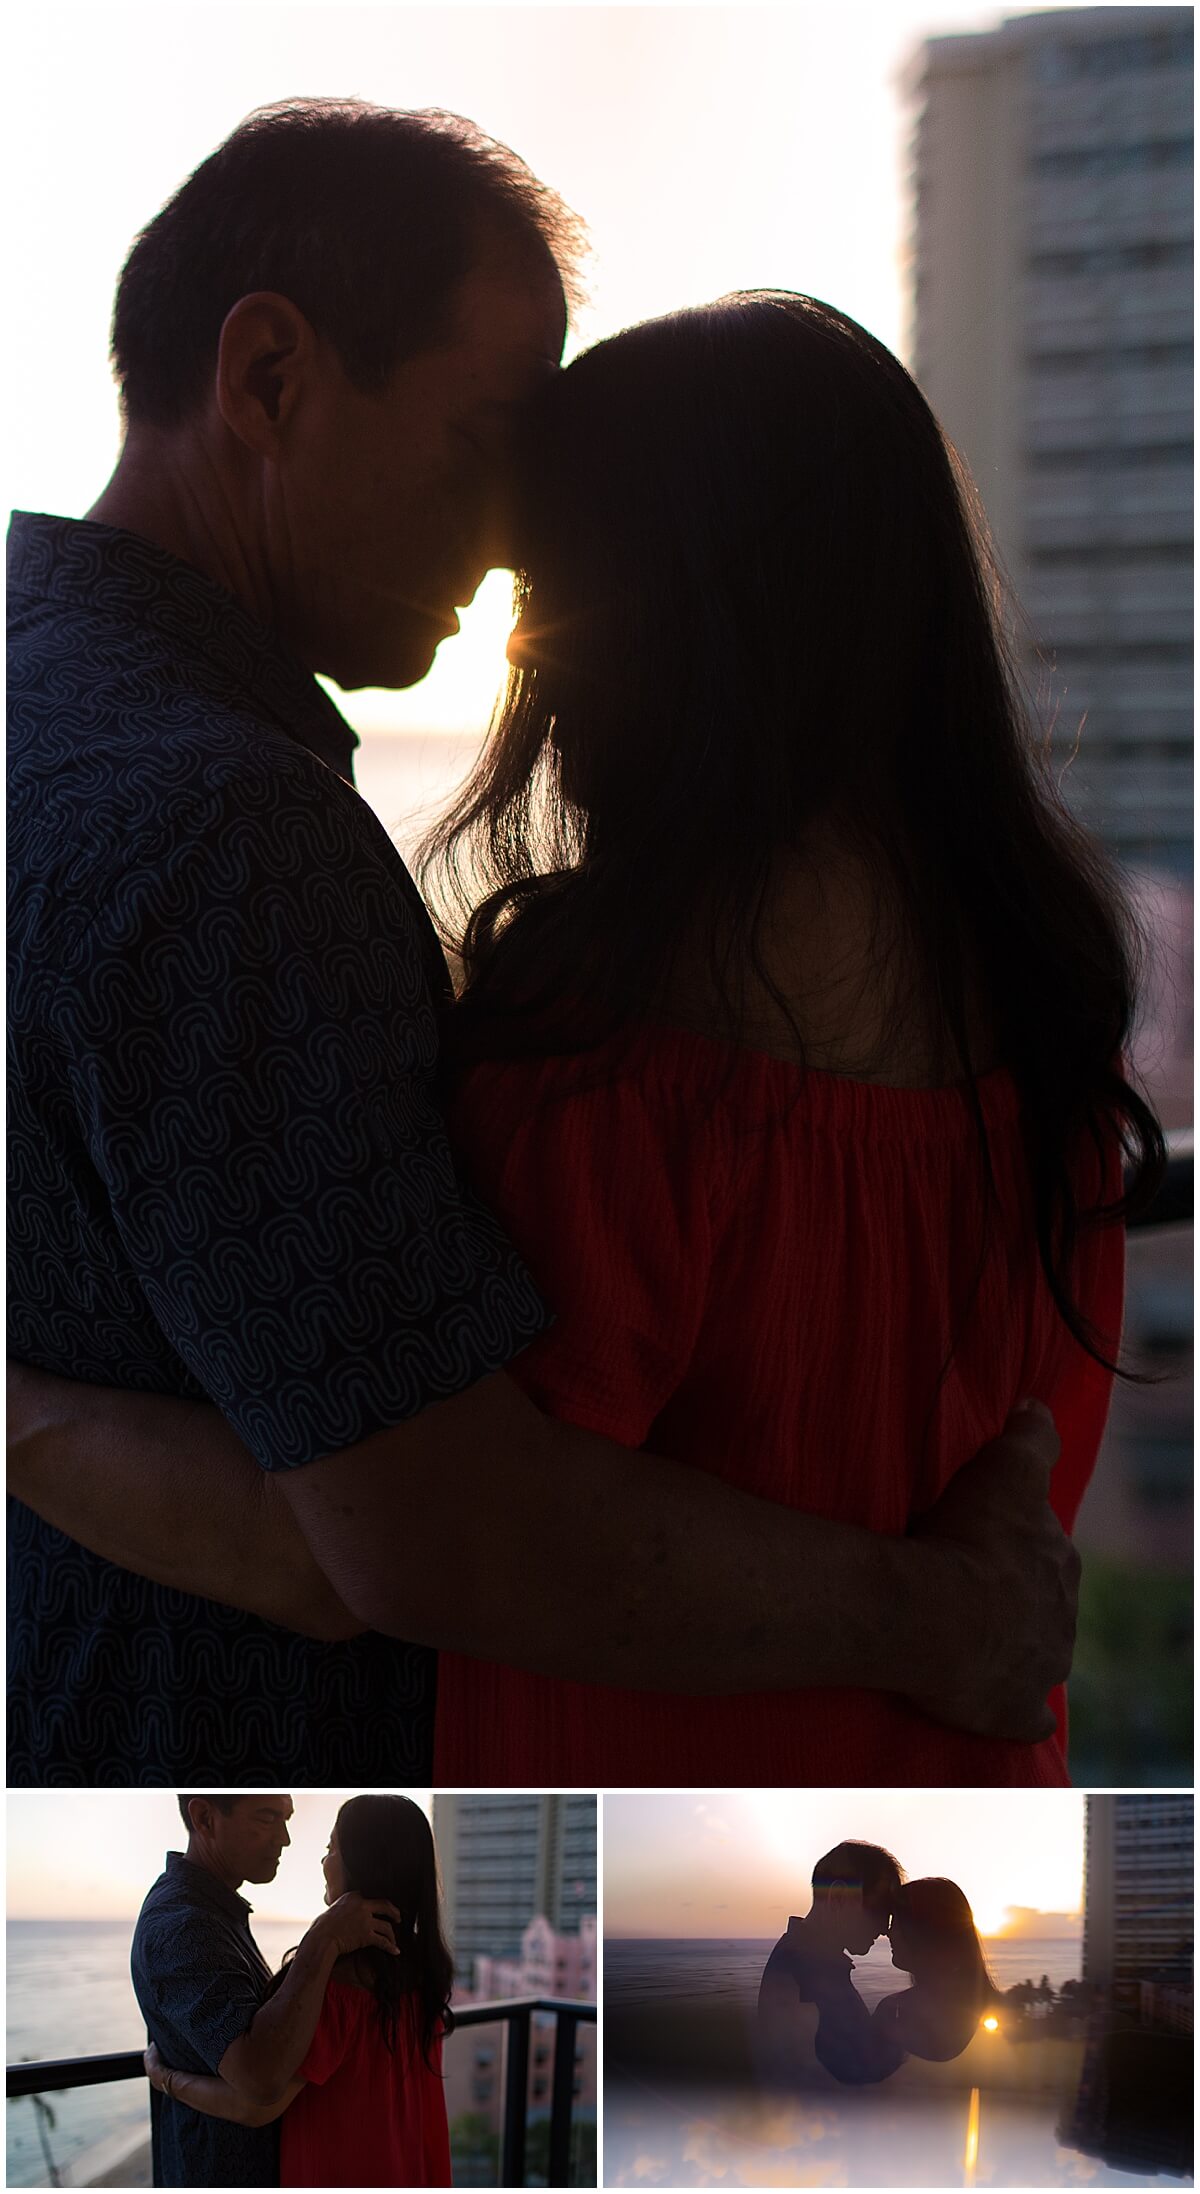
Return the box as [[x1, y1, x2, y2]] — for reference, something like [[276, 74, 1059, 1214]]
[[7, 1996, 597, 2190], [1128, 1129, 1192, 1231]]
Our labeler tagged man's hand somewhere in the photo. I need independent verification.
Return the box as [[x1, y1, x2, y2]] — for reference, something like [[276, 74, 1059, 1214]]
[[305, 1892, 403, 1959], [143, 2044, 170, 2094], [906, 1400, 1078, 1742]]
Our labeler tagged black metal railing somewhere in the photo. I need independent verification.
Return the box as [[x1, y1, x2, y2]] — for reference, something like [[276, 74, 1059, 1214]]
[[7, 1996, 597, 2189], [454, 1996, 596, 2187], [1127, 1129, 1192, 1231], [8, 2049, 147, 2099]]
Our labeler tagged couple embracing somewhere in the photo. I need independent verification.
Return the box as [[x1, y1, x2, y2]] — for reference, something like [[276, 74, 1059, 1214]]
[[758, 1841, 998, 2090], [133, 1794, 452, 2189], [9, 94, 1162, 1791]]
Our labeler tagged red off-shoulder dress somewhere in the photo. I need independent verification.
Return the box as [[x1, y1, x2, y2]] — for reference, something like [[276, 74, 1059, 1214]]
[[433, 1027, 1124, 1787], [280, 1982, 451, 2188]]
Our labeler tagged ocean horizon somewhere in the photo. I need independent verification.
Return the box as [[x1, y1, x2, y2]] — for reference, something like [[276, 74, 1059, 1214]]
[[604, 1932, 1083, 2013], [353, 727, 483, 862]]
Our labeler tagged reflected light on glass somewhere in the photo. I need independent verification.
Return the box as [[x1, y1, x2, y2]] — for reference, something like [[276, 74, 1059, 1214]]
[[963, 2084, 980, 2187]]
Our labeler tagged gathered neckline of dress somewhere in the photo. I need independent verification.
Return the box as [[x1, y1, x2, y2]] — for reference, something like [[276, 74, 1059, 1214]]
[[484, 1018, 1025, 1133], [651, 1014, 1014, 1093]]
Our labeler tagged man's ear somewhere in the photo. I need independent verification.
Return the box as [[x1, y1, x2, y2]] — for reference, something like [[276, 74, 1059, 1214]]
[[214, 292, 319, 456]]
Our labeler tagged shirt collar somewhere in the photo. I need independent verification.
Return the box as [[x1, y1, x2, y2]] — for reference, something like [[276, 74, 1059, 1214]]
[[7, 511, 360, 785], [164, 1850, 256, 1924]]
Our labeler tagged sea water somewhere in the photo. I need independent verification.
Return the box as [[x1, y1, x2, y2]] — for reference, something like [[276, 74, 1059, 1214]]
[[604, 1933, 1081, 2010], [601, 1935, 1193, 2190], [6, 1917, 302, 2189]]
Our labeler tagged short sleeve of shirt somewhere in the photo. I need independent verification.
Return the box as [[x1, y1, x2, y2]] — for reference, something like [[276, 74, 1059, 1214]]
[[51, 763, 550, 1468], [136, 1914, 263, 2073], [449, 1053, 722, 1447], [296, 1985, 355, 2086]]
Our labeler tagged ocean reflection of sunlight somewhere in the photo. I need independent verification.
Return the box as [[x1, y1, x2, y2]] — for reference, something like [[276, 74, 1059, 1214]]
[[963, 2085, 980, 2186], [603, 2072, 1175, 2190]]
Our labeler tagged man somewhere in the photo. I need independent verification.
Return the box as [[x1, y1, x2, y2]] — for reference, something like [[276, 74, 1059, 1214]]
[[756, 1842, 906, 2089], [132, 1794, 400, 2188], [7, 98, 1076, 1782]]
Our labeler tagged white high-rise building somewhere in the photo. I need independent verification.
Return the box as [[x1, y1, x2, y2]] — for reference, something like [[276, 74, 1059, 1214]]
[[908, 7, 1193, 874], [1083, 1793, 1194, 1988], [432, 1793, 597, 1986]]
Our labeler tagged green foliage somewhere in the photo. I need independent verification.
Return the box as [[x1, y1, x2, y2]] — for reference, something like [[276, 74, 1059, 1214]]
[[1069, 1555, 1193, 1783], [449, 2108, 501, 2178]]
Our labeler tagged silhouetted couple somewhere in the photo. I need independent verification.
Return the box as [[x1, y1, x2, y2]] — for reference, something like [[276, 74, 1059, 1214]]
[[757, 1841, 998, 2088]]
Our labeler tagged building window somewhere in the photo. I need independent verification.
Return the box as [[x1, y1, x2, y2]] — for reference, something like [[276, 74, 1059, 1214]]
[[1033, 30, 1194, 83], [1024, 441, 1193, 470], [1030, 140, 1193, 179], [1027, 344, 1194, 373], [1029, 242, 1193, 277], [1025, 541, 1193, 568]]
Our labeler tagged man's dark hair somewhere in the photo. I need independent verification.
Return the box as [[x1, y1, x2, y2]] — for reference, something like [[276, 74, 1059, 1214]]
[[177, 1794, 240, 1829], [112, 98, 586, 428], [812, 1841, 904, 1909]]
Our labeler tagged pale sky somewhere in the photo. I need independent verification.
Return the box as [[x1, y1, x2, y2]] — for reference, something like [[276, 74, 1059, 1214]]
[[604, 1789, 1086, 1941], [5, 0, 1099, 740], [6, 1790, 431, 1920]]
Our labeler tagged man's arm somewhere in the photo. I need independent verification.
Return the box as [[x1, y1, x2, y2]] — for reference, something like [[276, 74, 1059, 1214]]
[[283, 1382, 1075, 1738], [756, 1938, 905, 2089], [144, 2047, 302, 2127], [8, 1365, 362, 1642], [756, 1941, 819, 2090], [216, 1894, 400, 2107], [9, 1360, 1073, 1737], [812, 1987, 906, 2087]]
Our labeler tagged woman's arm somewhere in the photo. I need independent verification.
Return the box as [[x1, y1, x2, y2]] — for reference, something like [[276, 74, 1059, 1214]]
[[144, 2046, 302, 2126], [7, 1362, 364, 1641]]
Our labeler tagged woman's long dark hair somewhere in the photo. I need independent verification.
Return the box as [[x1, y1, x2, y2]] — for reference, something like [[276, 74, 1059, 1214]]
[[275, 1796, 454, 2067], [890, 1878, 1001, 2015], [418, 291, 1164, 1368]]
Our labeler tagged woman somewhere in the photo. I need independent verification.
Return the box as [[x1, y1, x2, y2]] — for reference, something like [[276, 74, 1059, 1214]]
[[875, 1877, 1002, 2061], [419, 291, 1160, 1786], [144, 1796, 453, 2188]]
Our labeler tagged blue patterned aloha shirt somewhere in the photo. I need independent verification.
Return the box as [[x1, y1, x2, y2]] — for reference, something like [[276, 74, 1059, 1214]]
[[132, 1852, 280, 2188], [7, 511, 550, 1784]]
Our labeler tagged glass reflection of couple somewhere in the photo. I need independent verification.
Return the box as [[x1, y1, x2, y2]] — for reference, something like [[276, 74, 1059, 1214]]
[[133, 1795, 452, 2189], [757, 1841, 998, 2089]]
